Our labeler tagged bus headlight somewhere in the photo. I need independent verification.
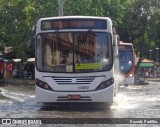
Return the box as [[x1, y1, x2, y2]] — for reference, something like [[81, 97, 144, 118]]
[[129, 74, 133, 77], [44, 84, 49, 89], [36, 78, 53, 91], [95, 78, 114, 91]]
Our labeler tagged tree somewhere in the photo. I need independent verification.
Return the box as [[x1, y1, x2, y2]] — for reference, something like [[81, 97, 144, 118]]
[[120, 0, 160, 59], [0, 0, 159, 61], [0, 0, 58, 59]]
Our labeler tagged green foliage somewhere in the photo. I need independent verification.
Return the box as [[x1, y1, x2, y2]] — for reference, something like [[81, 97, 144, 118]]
[[123, 0, 160, 60], [0, 0, 159, 60]]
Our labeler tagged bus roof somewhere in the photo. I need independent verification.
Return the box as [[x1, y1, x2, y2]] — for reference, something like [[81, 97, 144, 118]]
[[119, 41, 133, 46], [38, 16, 112, 21]]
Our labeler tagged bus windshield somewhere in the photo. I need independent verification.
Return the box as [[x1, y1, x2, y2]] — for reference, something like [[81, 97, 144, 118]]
[[119, 49, 133, 73], [36, 31, 112, 73]]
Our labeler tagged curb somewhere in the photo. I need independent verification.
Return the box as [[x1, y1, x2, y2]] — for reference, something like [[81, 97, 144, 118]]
[[1, 79, 35, 85]]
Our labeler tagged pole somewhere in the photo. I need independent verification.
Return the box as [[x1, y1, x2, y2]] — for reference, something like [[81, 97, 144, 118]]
[[58, 0, 65, 16], [149, 50, 152, 60], [156, 48, 159, 62]]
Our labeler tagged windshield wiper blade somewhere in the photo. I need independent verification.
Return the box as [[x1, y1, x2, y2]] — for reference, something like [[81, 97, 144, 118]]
[[55, 29, 61, 43]]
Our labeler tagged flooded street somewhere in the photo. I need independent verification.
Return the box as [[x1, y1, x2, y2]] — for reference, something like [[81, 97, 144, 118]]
[[0, 81, 160, 126]]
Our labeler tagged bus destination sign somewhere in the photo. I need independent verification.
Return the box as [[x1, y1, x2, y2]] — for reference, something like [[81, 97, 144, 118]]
[[41, 19, 107, 30]]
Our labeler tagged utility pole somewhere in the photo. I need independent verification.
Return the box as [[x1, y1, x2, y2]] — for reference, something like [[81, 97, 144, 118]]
[[156, 48, 159, 62], [149, 50, 152, 60], [58, 0, 66, 16]]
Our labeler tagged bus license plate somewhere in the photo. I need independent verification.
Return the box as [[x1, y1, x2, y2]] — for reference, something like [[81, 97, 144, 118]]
[[68, 95, 80, 100]]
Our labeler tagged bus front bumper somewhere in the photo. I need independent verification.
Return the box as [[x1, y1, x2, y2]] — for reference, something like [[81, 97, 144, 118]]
[[35, 85, 114, 103]]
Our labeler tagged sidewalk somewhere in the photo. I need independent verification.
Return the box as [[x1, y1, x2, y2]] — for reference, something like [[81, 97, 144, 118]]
[[139, 78, 160, 82], [136, 78, 160, 85], [148, 78, 160, 82], [1, 78, 35, 85]]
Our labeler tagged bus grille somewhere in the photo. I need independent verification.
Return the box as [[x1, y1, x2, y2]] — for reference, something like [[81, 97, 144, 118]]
[[52, 76, 96, 85]]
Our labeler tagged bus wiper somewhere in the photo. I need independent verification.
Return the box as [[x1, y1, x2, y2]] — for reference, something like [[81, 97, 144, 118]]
[[87, 29, 93, 36], [55, 29, 61, 43], [84, 29, 95, 42], [77, 29, 96, 45], [87, 29, 96, 46], [55, 29, 64, 56]]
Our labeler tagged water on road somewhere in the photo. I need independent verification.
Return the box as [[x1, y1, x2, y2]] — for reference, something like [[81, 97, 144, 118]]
[[0, 81, 160, 126]]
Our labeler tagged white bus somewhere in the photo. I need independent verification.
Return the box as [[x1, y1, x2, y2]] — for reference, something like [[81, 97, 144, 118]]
[[34, 16, 119, 103]]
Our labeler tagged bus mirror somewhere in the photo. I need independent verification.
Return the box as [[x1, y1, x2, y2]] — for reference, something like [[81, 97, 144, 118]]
[[117, 36, 120, 44], [27, 36, 35, 48], [116, 55, 119, 59], [32, 25, 36, 34], [113, 35, 119, 57], [113, 35, 116, 46], [113, 35, 120, 45]]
